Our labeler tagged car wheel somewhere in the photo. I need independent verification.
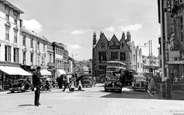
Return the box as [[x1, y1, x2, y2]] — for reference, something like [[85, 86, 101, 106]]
[[11, 91, 14, 93], [105, 89, 108, 92], [118, 89, 122, 93], [134, 88, 136, 91]]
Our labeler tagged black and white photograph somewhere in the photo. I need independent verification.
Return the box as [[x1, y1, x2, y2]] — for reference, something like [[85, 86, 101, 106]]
[[0, 0, 184, 115]]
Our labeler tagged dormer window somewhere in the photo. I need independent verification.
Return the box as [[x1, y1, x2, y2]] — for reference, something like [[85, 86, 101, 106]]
[[101, 43, 105, 48], [122, 43, 124, 48]]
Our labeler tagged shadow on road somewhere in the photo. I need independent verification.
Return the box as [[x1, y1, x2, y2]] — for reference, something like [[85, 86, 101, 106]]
[[18, 104, 34, 106], [100, 86, 158, 100]]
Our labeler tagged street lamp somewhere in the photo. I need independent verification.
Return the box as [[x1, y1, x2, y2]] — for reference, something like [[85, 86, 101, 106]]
[[140, 40, 153, 73]]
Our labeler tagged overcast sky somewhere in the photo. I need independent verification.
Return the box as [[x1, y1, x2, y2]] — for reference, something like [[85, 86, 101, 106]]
[[9, 0, 160, 60]]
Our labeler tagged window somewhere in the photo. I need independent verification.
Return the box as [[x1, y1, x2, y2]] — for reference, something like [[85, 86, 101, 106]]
[[13, 11, 18, 25], [99, 52, 106, 60], [5, 26, 10, 40], [31, 38, 33, 48], [101, 43, 105, 48], [30, 53, 33, 65], [43, 44, 45, 51], [13, 48, 19, 63], [111, 52, 118, 60], [37, 54, 40, 65], [14, 30, 18, 43], [5, 6, 10, 21], [23, 35, 26, 46], [23, 51, 26, 64], [37, 42, 40, 50], [122, 43, 124, 48], [99, 65, 106, 74], [49, 54, 52, 62], [5, 46, 11, 62], [120, 52, 126, 60]]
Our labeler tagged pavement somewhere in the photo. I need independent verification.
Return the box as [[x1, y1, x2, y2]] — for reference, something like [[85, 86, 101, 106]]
[[0, 84, 184, 115]]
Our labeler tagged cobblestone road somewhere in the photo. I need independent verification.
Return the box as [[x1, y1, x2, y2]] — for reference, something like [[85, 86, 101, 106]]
[[0, 84, 184, 115]]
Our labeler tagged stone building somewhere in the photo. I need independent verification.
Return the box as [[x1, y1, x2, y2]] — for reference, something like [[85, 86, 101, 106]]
[[92, 32, 132, 81]]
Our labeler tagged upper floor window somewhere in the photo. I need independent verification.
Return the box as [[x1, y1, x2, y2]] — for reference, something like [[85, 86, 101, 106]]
[[120, 52, 126, 61], [5, 6, 10, 21], [43, 44, 45, 52], [37, 41, 40, 50], [30, 53, 33, 65], [13, 11, 18, 25], [111, 52, 118, 60], [49, 53, 52, 62], [13, 48, 19, 63], [99, 52, 106, 60], [31, 38, 33, 48], [122, 43, 124, 48], [5, 45, 11, 62], [23, 51, 26, 65], [5, 26, 10, 40], [23, 35, 26, 46], [101, 43, 105, 48], [14, 30, 18, 43]]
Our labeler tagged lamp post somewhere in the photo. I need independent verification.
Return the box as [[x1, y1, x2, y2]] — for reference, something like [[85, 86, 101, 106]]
[[140, 40, 153, 73]]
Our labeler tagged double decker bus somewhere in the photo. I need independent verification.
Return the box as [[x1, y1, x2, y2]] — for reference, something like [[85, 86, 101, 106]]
[[104, 61, 126, 92]]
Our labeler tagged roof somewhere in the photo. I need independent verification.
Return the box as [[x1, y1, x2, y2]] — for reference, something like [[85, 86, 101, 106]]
[[0, 0, 24, 14]]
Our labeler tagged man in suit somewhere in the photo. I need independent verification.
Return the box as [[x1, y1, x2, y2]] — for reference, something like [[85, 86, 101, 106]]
[[33, 66, 42, 106]]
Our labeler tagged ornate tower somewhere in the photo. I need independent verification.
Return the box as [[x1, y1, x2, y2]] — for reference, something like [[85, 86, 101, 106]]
[[126, 31, 131, 42], [93, 31, 97, 47]]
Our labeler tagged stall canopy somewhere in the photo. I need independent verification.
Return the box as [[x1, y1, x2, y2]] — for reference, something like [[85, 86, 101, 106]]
[[0, 66, 32, 76], [40, 69, 51, 76], [55, 69, 66, 77]]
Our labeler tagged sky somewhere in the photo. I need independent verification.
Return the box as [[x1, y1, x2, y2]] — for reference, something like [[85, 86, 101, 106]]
[[8, 0, 160, 60]]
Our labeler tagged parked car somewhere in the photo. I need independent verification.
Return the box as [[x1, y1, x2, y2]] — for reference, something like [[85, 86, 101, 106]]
[[9, 79, 32, 93], [80, 74, 95, 87], [132, 75, 148, 91], [104, 71, 122, 93]]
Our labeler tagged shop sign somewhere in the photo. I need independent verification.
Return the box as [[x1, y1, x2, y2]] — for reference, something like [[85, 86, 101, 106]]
[[109, 45, 120, 50], [47, 62, 55, 67], [0, 40, 18, 47], [56, 54, 63, 59], [167, 60, 184, 64]]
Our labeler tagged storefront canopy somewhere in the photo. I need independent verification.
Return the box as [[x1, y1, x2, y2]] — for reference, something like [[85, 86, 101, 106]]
[[40, 69, 51, 76], [55, 69, 66, 77], [0, 66, 32, 76]]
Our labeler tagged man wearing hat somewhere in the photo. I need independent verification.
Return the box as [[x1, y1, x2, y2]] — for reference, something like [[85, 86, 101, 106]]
[[33, 66, 42, 106]]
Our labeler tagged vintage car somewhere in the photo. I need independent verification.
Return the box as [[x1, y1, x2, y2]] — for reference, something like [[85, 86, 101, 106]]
[[80, 74, 95, 87], [104, 71, 122, 92], [9, 79, 32, 93], [132, 75, 148, 91]]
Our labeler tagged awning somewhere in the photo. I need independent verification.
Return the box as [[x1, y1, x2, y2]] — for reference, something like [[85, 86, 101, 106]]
[[0, 66, 32, 76], [55, 69, 66, 77], [40, 69, 51, 76]]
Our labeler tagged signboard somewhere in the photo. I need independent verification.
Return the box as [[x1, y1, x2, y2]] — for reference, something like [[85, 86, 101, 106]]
[[109, 45, 120, 50], [56, 54, 63, 59], [167, 60, 184, 64], [0, 40, 18, 47]]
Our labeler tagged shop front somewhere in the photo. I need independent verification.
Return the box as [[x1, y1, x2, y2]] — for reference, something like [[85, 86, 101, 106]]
[[167, 61, 184, 100], [0, 65, 32, 90]]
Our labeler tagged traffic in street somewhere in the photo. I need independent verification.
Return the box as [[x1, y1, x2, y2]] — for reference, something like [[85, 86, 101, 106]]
[[1, 84, 184, 115]]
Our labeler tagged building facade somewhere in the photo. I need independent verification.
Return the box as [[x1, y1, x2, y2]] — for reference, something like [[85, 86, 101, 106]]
[[0, 0, 31, 90], [92, 32, 132, 81]]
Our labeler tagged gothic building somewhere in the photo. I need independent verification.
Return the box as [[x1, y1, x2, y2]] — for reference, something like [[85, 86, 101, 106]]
[[92, 32, 133, 81]]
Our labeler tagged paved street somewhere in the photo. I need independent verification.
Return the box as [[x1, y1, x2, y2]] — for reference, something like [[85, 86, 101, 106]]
[[0, 84, 184, 115]]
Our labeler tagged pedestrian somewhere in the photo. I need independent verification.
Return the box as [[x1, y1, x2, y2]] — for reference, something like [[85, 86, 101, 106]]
[[45, 80, 50, 91], [62, 75, 70, 92], [119, 69, 125, 86], [33, 66, 42, 106], [149, 76, 156, 94]]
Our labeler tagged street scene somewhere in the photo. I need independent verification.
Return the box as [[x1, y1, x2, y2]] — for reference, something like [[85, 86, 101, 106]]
[[1, 84, 184, 115], [0, 0, 184, 115]]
